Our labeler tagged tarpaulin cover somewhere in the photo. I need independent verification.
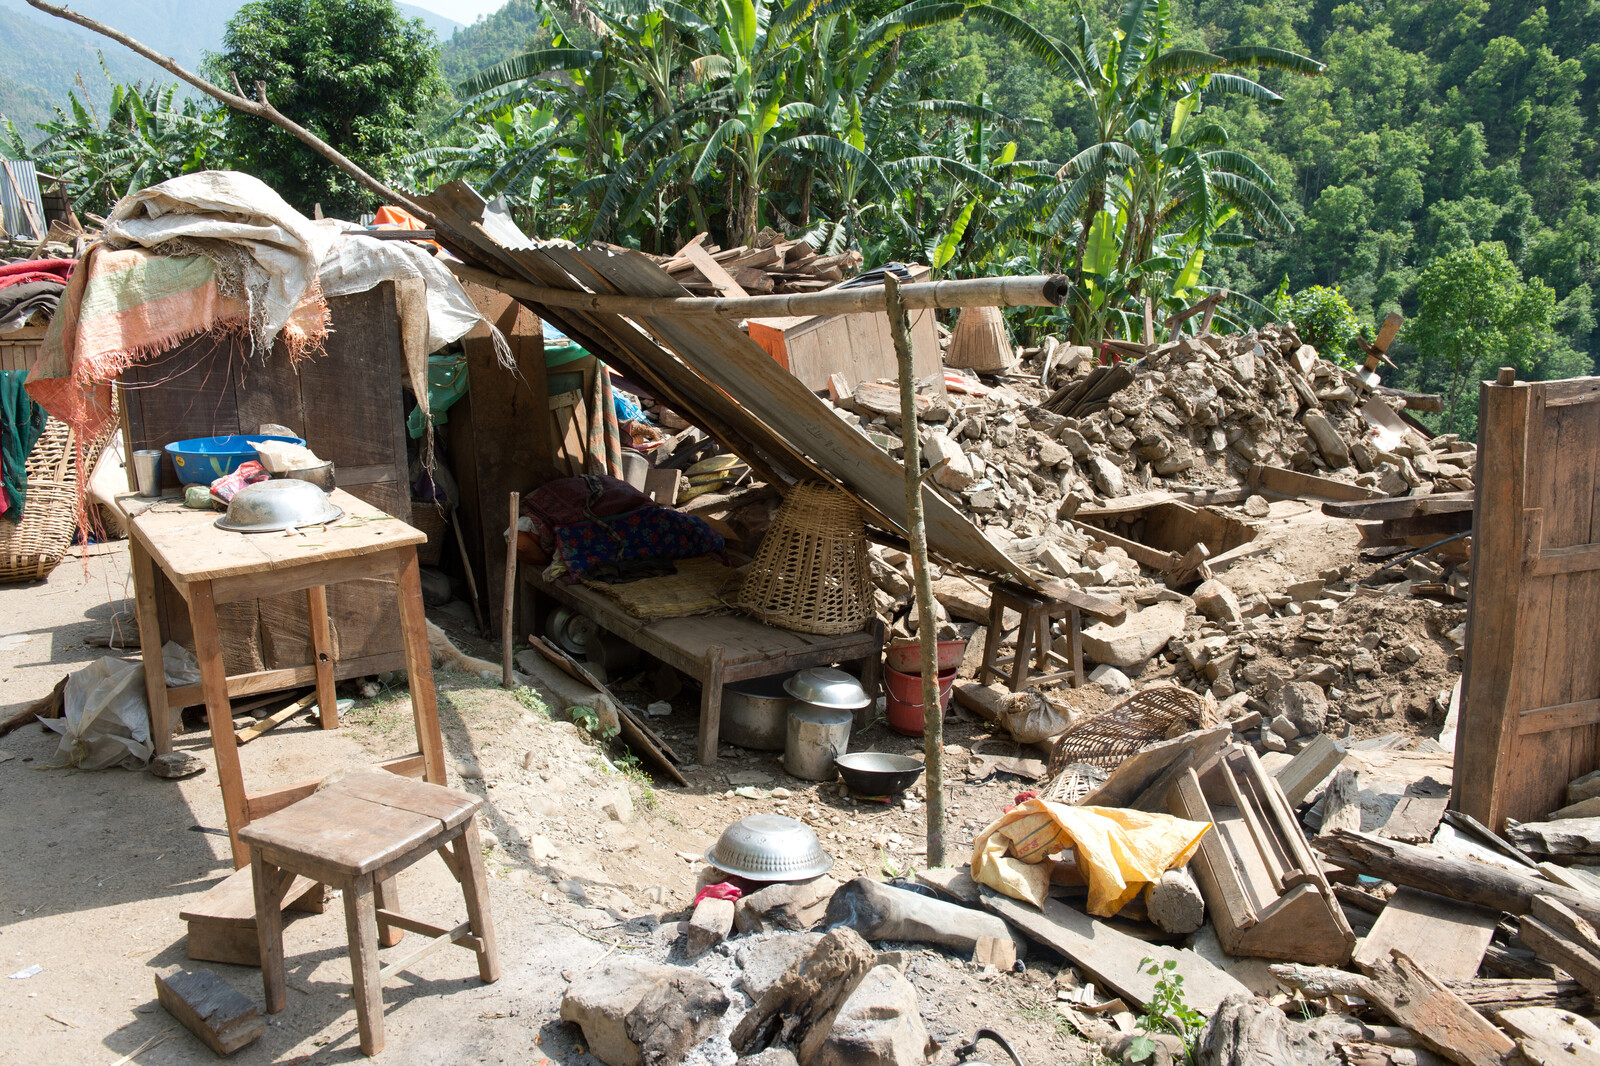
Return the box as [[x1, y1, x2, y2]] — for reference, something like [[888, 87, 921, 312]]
[[971, 797, 1210, 914]]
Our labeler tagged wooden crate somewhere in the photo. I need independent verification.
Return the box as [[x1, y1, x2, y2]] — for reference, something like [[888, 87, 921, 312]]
[[120, 284, 413, 679], [0, 324, 45, 373], [747, 266, 942, 392]]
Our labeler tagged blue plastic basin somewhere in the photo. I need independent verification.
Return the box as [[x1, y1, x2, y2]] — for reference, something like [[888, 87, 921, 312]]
[[163, 435, 307, 486]]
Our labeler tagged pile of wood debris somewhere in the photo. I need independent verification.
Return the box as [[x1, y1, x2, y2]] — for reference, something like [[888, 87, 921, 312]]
[[643, 230, 863, 296]]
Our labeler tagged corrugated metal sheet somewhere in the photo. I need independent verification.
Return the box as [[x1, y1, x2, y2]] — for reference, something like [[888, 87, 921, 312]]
[[0, 159, 47, 240]]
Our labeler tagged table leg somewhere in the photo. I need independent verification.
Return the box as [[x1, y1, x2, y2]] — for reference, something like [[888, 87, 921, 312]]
[[306, 585, 339, 730], [343, 874, 385, 1057], [853, 621, 885, 730], [1069, 606, 1084, 688], [373, 876, 404, 948], [190, 580, 251, 868], [396, 550, 447, 785], [1011, 607, 1035, 690], [697, 644, 726, 766], [128, 537, 171, 754]]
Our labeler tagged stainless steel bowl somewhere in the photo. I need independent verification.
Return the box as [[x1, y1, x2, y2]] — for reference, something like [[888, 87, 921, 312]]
[[215, 478, 343, 533], [783, 667, 869, 710], [703, 814, 834, 881], [285, 461, 336, 492]]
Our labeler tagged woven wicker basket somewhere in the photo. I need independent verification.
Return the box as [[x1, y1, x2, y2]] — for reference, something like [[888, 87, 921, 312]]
[[0, 417, 81, 583], [1046, 685, 1213, 776], [735, 481, 871, 635], [946, 305, 1013, 372], [411, 500, 449, 567]]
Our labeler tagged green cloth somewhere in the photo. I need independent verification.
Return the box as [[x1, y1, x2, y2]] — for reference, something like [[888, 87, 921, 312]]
[[0, 370, 47, 519], [407, 351, 469, 439]]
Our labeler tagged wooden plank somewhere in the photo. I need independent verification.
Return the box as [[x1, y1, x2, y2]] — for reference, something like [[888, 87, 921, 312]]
[[1274, 733, 1344, 807], [1352, 887, 1497, 982], [1250, 464, 1385, 502], [1360, 950, 1518, 1066], [155, 969, 264, 1055], [1380, 794, 1450, 843], [1077, 524, 1179, 571], [1519, 916, 1600, 998], [1517, 699, 1600, 736], [1079, 725, 1231, 808], [682, 240, 750, 298], [234, 691, 318, 745], [977, 886, 1251, 1015], [1497, 1007, 1600, 1066], [1541, 377, 1600, 408]]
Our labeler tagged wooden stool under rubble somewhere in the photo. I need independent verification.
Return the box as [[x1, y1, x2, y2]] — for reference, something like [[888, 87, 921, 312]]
[[979, 580, 1085, 689], [240, 772, 499, 1057]]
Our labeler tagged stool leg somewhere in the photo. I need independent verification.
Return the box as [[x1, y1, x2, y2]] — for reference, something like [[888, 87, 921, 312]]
[[250, 852, 288, 1014], [1034, 612, 1053, 673], [1069, 606, 1084, 688], [343, 875, 385, 1056], [374, 877, 404, 948], [457, 821, 501, 984], [1011, 608, 1035, 690], [979, 601, 1005, 686]]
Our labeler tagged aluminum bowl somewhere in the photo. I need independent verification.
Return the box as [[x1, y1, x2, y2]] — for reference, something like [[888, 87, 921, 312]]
[[783, 667, 869, 711], [215, 479, 343, 533], [703, 814, 834, 881]]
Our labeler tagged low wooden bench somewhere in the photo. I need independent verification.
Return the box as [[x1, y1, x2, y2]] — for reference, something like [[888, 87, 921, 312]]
[[524, 571, 883, 763]]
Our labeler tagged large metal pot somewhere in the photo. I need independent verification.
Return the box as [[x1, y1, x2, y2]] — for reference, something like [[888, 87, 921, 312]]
[[722, 674, 794, 751], [785, 702, 852, 781]]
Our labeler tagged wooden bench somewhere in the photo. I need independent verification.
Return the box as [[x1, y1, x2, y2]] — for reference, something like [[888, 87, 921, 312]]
[[523, 571, 883, 763]]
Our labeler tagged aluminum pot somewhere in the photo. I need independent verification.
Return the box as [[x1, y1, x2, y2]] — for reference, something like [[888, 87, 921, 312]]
[[721, 673, 794, 751], [784, 702, 852, 781]]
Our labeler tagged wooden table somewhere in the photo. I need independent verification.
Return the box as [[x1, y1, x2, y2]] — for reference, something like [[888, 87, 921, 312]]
[[523, 571, 883, 764], [120, 490, 448, 866]]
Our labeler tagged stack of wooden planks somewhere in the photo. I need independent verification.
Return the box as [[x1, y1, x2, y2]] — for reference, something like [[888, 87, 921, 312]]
[[644, 231, 863, 296]]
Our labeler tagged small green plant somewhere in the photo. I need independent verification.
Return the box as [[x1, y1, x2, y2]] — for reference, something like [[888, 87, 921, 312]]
[[1125, 957, 1205, 1064], [513, 686, 550, 718], [568, 704, 618, 742]]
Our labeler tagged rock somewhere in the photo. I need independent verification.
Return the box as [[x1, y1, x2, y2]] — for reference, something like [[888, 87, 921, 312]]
[[924, 431, 974, 490], [1080, 602, 1188, 669], [822, 877, 1019, 956], [562, 958, 727, 1066], [1301, 412, 1350, 468], [1089, 664, 1132, 695], [738, 1051, 801, 1066], [1195, 992, 1350, 1066], [1286, 579, 1325, 602], [1111, 1031, 1187, 1066], [602, 787, 634, 823], [734, 876, 840, 934], [1297, 663, 1339, 686], [1570, 770, 1600, 806], [1038, 440, 1069, 467], [810, 964, 935, 1066], [1145, 867, 1205, 935], [149, 751, 204, 779], [1088, 456, 1126, 497], [685, 897, 735, 959], [1060, 427, 1092, 459], [625, 972, 732, 1066], [1192, 579, 1243, 625], [1269, 715, 1300, 740], [732, 929, 878, 1063], [1243, 494, 1271, 518], [1281, 682, 1329, 735], [736, 933, 824, 1001], [1261, 730, 1288, 753]]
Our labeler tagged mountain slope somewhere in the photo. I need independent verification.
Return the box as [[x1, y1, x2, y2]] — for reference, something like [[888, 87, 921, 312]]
[[437, 0, 542, 92]]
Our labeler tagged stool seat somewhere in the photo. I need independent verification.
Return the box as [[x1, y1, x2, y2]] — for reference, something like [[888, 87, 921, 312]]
[[241, 773, 480, 877], [244, 771, 498, 1056]]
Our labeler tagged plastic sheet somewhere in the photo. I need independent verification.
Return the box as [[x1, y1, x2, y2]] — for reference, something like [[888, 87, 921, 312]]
[[971, 797, 1210, 914]]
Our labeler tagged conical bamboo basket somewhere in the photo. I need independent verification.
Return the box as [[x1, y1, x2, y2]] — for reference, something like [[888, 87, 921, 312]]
[[735, 482, 872, 635], [946, 304, 1013, 372]]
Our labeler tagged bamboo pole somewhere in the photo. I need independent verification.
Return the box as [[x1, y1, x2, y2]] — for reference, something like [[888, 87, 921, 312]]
[[886, 273, 945, 868], [447, 260, 1071, 320]]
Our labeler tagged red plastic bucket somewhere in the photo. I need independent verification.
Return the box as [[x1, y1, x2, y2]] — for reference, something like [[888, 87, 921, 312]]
[[884, 665, 955, 735]]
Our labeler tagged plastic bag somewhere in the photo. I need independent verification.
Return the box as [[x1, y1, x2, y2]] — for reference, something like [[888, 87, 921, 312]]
[[997, 689, 1072, 744], [42, 657, 154, 770], [971, 797, 1210, 915]]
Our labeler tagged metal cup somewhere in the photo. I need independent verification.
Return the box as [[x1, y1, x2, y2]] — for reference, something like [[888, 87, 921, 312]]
[[132, 449, 163, 497]]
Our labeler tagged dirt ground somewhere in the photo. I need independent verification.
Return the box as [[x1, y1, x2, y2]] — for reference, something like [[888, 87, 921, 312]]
[[0, 543, 1107, 1066]]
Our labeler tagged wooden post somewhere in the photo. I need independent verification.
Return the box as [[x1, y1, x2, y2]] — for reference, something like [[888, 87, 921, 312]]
[[503, 491, 519, 688], [885, 274, 945, 868]]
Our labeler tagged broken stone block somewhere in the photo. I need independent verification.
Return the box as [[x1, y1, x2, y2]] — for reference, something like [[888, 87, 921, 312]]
[[1080, 602, 1188, 669], [149, 751, 204, 779], [923, 431, 974, 490], [1243, 494, 1270, 518], [732, 929, 878, 1063], [1192, 579, 1243, 625], [822, 877, 1018, 956], [602, 787, 634, 824], [1286, 579, 1324, 602], [1089, 664, 1132, 695], [685, 896, 735, 959], [1088, 455, 1126, 497], [562, 958, 728, 1066], [1280, 681, 1329, 734], [1261, 730, 1288, 753], [1038, 439, 1069, 468], [736, 933, 824, 1001], [809, 964, 936, 1066], [734, 876, 840, 934], [625, 972, 733, 1066]]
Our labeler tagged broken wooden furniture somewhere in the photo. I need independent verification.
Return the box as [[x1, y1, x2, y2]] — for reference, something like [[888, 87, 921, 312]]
[[120, 490, 448, 865], [118, 285, 416, 689], [180, 864, 327, 967], [1457, 369, 1600, 828], [523, 570, 883, 764], [1170, 744, 1355, 965], [978, 580, 1085, 690], [241, 772, 499, 1057]]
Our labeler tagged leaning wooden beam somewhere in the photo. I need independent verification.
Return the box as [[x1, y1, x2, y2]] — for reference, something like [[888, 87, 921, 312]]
[[447, 260, 1071, 319], [24, 0, 439, 228]]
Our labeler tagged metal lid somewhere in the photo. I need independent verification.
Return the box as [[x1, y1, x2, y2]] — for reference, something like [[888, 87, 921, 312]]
[[214, 479, 343, 533], [703, 814, 835, 882], [783, 667, 869, 710]]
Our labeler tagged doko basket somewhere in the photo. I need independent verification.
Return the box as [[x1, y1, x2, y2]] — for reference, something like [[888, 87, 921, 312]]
[[1046, 684, 1214, 777], [0, 417, 82, 583], [735, 481, 872, 635]]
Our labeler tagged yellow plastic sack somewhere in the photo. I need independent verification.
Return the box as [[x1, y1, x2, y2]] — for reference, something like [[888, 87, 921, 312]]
[[970, 798, 1210, 915]]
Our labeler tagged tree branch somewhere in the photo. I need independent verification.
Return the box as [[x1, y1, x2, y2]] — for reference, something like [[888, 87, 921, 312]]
[[23, 0, 441, 227]]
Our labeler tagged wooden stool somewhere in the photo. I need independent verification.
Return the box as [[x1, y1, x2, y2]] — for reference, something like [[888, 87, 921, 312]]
[[240, 772, 500, 1056], [979, 580, 1085, 690]]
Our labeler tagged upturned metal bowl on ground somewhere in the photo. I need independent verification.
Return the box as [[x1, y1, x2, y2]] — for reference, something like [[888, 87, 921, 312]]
[[703, 814, 834, 881], [833, 751, 926, 795], [215, 479, 343, 533], [783, 667, 869, 710]]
